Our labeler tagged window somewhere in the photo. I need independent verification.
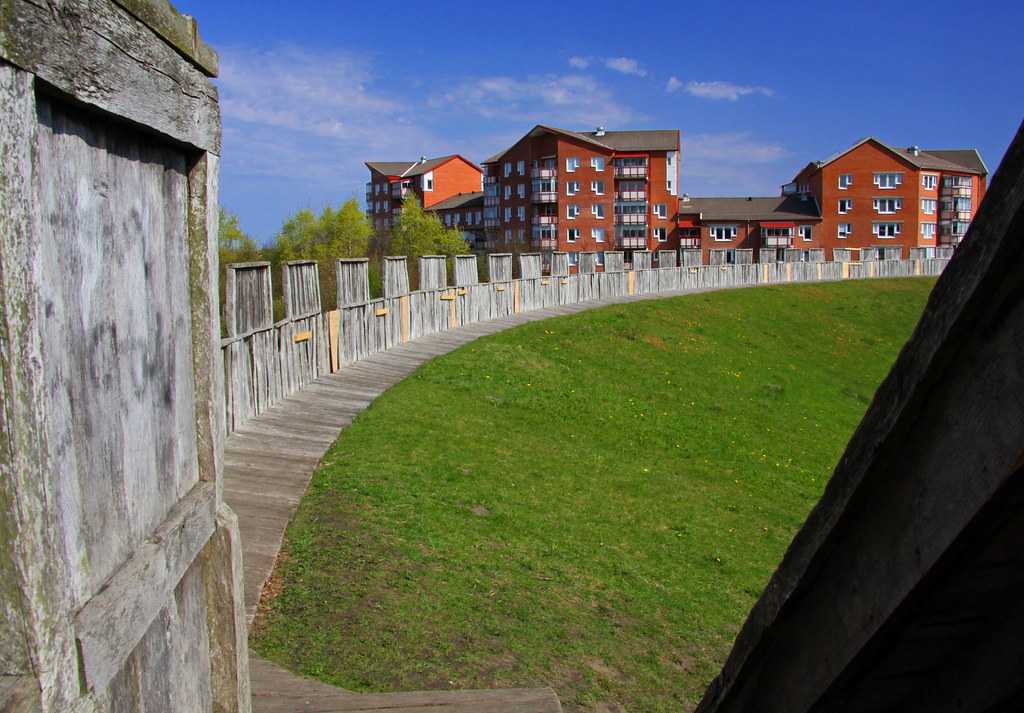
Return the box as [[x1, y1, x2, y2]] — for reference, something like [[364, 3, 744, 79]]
[[504, 229, 512, 241], [922, 174, 938, 190], [517, 160, 525, 175], [838, 223, 852, 239], [592, 228, 606, 243], [517, 229, 525, 242], [566, 181, 580, 196], [504, 185, 511, 199], [921, 199, 937, 214], [517, 183, 526, 199], [955, 197, 972, 212], [839, 174, 853, 189], [654, 227, 667, 242], [566, 204, 580, 219], [566, 157, 581, 172], [944, 175, 972, 188], [568, 251, 579, 267], [444, 213, 451, 226], [504, 162, 512, 177], [709, 224, 737, 241], [567, 228, 580, 242], [591, 204, 605, 219], [873, 172, 903, 189], [591, 156, 605, 171], [596, 251, 605, 266], [517, 206, 526, 221], [374, 184, 380, 195], [762, 227, 792, 246], [838, 199, 852, 214], [654, 203, 668, 219], [503, 207, 511, 221], [424, 175, 434, 191], [873, 197, 902, 214], [591, 180, 605, 195], [921, 222, 937, 237], [475, 211, 482, 223], [799, 225, 813, 241], [384, 200, 390, 210], [872, 222, 901, 238]]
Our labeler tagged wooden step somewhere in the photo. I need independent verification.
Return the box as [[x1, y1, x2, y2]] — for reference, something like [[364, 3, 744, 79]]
[[250, 656, 562, 712]]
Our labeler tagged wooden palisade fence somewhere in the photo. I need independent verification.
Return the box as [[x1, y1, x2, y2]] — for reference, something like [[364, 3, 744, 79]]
[[222, 249, 953, 436], [0, 2, 250, 712]]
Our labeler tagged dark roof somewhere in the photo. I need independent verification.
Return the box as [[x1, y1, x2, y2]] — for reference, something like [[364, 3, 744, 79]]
[[812, 138, 987, 175], [366, 155, 479, 178], [429, 192, 484, 211], [483, 125, 679, 164], [678, 195, 821, 222]]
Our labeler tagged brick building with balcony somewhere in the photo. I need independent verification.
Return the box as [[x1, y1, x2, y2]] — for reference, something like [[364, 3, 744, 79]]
[[480, 124, 680, 270], [785, 138, 987, 259], [365, 154, 483, 233], [677, 195, 822, 264], [430, 192, 487, 249]]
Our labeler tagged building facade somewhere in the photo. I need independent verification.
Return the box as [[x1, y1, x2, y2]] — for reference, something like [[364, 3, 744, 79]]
[[365, 155, 482, 233], [481, 125, 680, 270], [430, 192, 487, 249], [785, 138, 987, 259], [677, 196, 822, 264]]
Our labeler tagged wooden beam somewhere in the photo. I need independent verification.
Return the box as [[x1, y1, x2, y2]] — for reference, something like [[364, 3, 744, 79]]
[[0, 0, 221, 153], [73, 481, 217, 695]]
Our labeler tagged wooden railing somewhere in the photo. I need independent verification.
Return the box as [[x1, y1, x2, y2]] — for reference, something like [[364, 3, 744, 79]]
[[221, 250, 951, 436]]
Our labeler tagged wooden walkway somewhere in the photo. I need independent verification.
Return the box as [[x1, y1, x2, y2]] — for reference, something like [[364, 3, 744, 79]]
[[223, 290, 700, 713]]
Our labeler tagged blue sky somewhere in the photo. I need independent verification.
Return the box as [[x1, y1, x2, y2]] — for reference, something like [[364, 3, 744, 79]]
[[175, 0, 1024, 243]]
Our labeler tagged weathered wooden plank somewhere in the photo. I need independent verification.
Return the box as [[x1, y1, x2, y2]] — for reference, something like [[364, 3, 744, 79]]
[[74, 481, 216, 695], [0, 0, 221, 152]]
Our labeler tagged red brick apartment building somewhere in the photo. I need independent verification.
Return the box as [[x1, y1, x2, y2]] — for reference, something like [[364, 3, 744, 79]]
[[677, 195, 821, 264], [365, 155, 482, 233], [429, 192, 486, 249], [785, 138, 987, 259], [481, 125, 680, 270]]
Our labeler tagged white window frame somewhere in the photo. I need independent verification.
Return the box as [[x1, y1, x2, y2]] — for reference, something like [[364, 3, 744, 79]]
[[838, 223, 852, 239], [838, 173, 853, 189], [709, 224, 737, 242], [799, 225, 813, 242], [654, 227, 667, 242], [921, 198, 937, 215], [517, 183, 526, 199], [591, 180, 605, 195], [873, 172, 903, 189], [517, 206, 526, 221], [595, 251, 605, 266], [566, 204, 580, 220], [517, 160, 525, 175], [505, 228, 512, 241], [838, 199, 852, 214], [921, 222, 937, 237], [872, 197, 902, 214], [503, 207, 511, 221], [872, 221, 901, 238], [591, 156, 605, 171], [922, 173, 938, 190], [567, 228, 580, 243], [503, 162, 512, 177], [503, 185, 511, 200], [566, 181, 580, 196], [592, 228, 606, 243], [566, 157, 581, 173], [654, 203, 668, 219], [591, 204, 605, 219]]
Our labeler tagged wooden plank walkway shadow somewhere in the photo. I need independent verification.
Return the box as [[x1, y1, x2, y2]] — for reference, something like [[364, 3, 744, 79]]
[[222, 285, 765, 712]]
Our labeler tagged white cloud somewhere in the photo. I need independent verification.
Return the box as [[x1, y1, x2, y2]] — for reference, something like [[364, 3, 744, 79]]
[[431, 73, 641, 128], [680, 132, 790, 194], [684, 80, 774, 101], [666, 76, 683, 93], [604, 56, 647, 77], [568, 56, 591, 69]]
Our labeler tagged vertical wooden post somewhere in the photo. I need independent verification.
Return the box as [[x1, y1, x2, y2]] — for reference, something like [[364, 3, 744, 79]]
[[400, 295, 410, 344]]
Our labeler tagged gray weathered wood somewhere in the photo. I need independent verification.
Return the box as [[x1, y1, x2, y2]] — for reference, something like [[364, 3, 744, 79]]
[[0, 0, 221, 153]]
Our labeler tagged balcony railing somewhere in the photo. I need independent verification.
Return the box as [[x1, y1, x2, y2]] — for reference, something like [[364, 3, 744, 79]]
[[615, 191, 647, 201], [532, 191, 558, 203], [614, 165, 648, 178], [484, 218, 500, 228], [617, 236, 647, 249], [532, 215, 558, 225], [484, 196, 499, 207], [484, 175, 498, 185], [940, 210, 972, 221], [614, 214, 647, 225], [763, 237, 792, 248], [941, 185, 972, 197], [531, 168, 557, 179], [531, 237, 558, 250]]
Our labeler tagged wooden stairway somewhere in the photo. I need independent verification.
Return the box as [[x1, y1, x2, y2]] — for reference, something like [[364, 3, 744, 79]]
[[251, 657, 561, 712]]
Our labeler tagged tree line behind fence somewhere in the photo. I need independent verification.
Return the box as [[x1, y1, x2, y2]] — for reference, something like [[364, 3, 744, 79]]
[[221, 247, 954, 436]]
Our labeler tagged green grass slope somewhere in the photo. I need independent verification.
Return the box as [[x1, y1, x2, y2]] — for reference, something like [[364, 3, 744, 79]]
[[253, 278, 935, 712]]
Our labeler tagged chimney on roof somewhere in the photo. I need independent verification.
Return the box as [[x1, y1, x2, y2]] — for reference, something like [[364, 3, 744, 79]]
[[419, 155, 427, 163], [681, 193, 690, 203], [746, 196, 752, 201], [909, 145, 920, 156], [595, 126, 606, 137]]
